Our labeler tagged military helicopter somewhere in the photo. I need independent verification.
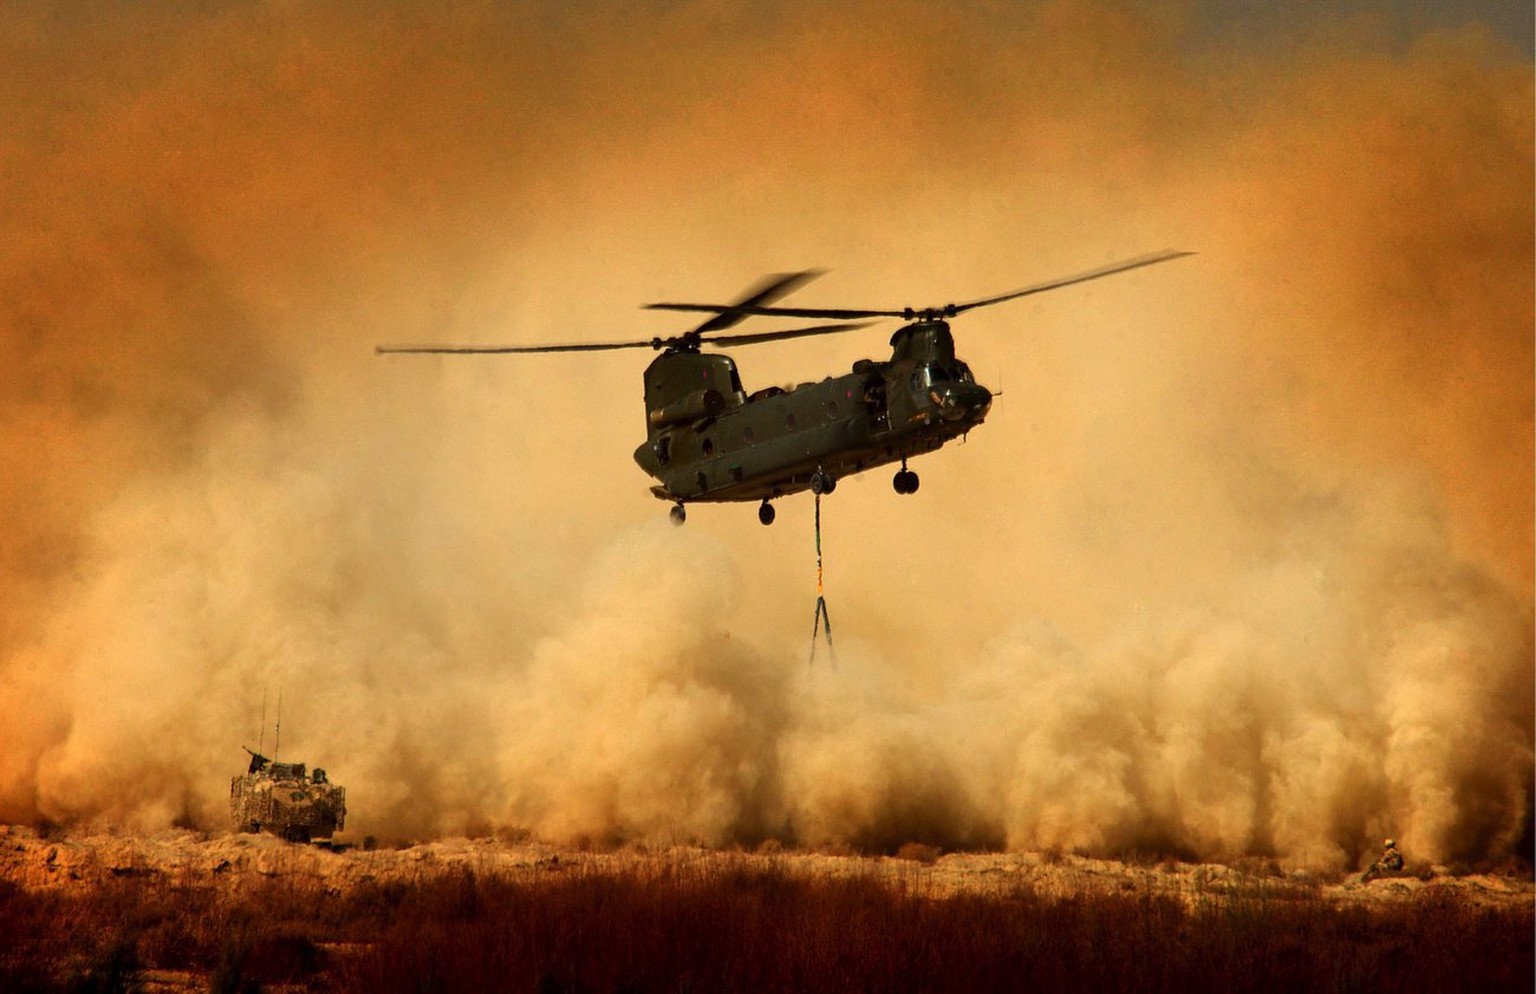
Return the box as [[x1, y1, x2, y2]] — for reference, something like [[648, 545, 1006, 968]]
[[378, 250, 1190, 525]]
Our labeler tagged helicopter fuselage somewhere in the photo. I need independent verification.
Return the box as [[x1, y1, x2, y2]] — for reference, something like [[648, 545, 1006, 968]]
[[633, 320, 991, 505], [376, 250, 1191, 522]]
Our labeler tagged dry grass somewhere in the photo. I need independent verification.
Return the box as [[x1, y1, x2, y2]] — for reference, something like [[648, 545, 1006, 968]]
[[893, 841, 943, 864], [1, 850, 1532, 994]]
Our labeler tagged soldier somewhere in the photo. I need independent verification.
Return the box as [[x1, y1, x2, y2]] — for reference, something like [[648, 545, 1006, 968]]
[[244, 747, 270, 774], [1363, 838, 1404, 882]]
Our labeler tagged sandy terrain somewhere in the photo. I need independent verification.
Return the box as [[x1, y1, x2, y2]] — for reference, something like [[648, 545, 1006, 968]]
[[3, 824, 1529, 913]]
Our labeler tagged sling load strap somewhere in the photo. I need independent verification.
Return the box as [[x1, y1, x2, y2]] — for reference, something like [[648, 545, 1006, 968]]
[[809, 491, 835, 667]]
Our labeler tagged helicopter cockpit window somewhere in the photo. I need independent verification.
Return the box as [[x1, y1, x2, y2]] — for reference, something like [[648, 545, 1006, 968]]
[[911, 364, 954, 391]]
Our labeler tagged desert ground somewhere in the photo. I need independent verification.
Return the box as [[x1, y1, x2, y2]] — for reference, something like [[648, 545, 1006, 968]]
[[3, 825, 1531, 910], [3, 824, 1531, 993]]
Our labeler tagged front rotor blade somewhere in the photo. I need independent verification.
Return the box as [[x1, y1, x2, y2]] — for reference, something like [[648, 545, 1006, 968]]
[[691, 269, 827, 334], [947, 249, 1194, 315], [648, 250, 1192, 322], [376, 339, 661, 355], [701, 321, 874, 348]]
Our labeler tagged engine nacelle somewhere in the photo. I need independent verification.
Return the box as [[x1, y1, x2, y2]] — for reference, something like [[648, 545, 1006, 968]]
[[648, 387, 725, 427]]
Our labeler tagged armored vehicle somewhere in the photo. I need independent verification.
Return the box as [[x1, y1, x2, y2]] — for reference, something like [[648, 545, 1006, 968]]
[[230, 747, 346, 843]]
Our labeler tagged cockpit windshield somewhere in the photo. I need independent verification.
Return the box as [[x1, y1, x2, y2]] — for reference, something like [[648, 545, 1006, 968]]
[[912, 362, 975, 389]]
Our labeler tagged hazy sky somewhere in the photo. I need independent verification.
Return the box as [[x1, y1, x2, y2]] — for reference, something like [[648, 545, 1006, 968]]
[[1194, 0, 1532, 53], [1, 1, 1530, 865]]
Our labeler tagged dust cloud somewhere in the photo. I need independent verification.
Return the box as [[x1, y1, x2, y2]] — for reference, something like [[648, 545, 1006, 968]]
[[1, 2, 1529, 869]]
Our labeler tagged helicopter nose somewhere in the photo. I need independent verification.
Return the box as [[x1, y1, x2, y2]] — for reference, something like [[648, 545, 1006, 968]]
[[933, 383, 993, 422]]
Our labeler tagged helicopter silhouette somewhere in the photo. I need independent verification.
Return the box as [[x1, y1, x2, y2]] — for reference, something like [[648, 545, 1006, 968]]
[[377, 250, 1191, 525]]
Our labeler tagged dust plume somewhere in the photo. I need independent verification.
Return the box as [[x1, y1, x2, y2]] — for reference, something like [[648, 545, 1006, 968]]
[[0, 2, 1529, 869]]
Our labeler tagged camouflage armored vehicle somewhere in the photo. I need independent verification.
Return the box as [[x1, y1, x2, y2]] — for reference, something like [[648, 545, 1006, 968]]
[[230, 747, 346, 843]]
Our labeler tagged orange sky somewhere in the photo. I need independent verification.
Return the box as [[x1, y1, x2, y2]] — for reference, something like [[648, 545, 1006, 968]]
[[1, 2, 1530, 865]]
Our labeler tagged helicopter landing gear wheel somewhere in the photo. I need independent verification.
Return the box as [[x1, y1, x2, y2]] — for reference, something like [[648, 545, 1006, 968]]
[[669, 503, 686, 526], [894, 467, 920, 494], [810, 469, 836, 496], [758, 501, 776, 526]]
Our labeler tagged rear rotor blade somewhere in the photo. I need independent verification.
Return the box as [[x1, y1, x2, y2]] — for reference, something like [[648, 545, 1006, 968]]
[[700, 321, 873, 348], [651, 301, 903, 321], [376, 339, 662, 355], [691, 269, 826, 334]]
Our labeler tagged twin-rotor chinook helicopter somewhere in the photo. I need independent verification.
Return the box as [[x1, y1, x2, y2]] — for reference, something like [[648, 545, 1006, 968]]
[[378, 250, 1190, 525]]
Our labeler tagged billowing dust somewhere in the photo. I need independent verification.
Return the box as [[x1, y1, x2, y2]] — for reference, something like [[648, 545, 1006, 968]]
[[1, 2, 1530, 871]]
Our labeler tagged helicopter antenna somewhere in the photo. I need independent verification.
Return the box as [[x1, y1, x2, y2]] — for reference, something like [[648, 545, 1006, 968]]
[[809, 491, 835, 668], [274, 690, 283, 759], [257, 688, 267, 756]]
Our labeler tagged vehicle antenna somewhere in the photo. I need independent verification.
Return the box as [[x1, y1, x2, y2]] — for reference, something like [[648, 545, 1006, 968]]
[[809, 491, 835, 667], [274, 689, 283, 759], [257, 688, 268, 755]]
